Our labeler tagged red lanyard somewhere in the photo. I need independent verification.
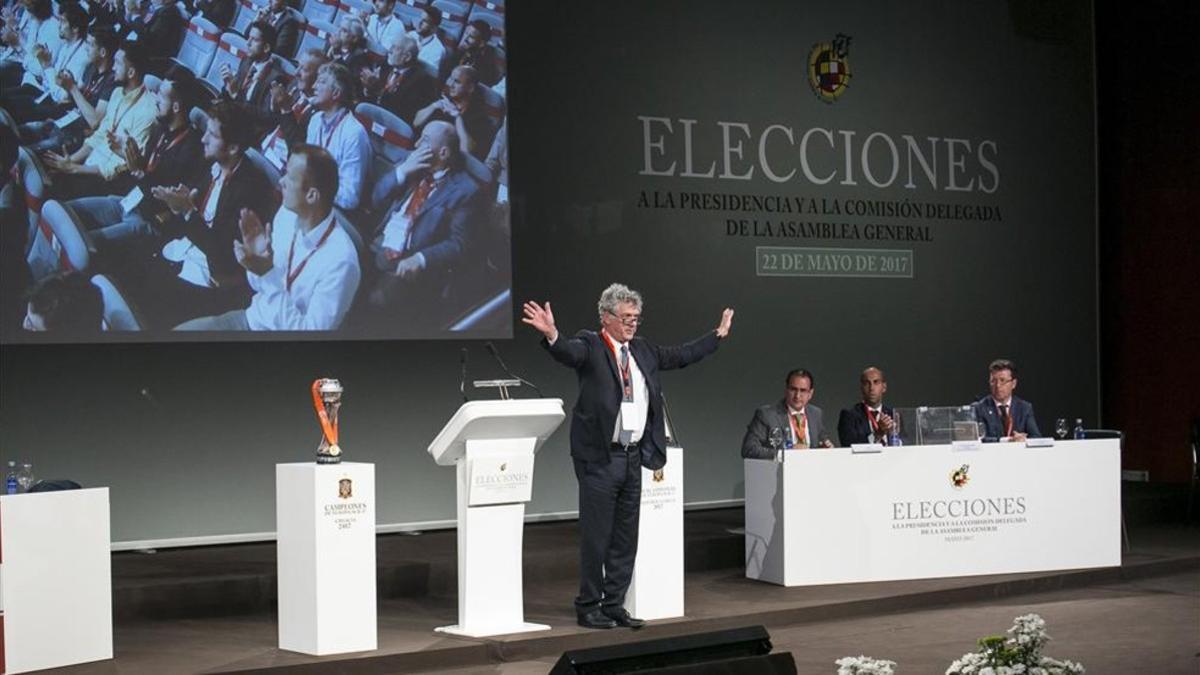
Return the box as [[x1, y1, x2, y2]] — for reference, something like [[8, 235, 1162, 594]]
[[865, 406, 879, 433], [599, 330, 633, 399], [317, 108, 348, 149], [197, 159, 241, 224], [285, 218, 337, 291], [145, 128, 189, 173]]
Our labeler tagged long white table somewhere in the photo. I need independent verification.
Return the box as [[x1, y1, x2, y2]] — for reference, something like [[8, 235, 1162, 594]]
[[744, 439, 1121, 586]]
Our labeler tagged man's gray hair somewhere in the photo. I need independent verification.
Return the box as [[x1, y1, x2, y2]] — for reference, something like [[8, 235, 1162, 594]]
[[597, 283, 643, 321]]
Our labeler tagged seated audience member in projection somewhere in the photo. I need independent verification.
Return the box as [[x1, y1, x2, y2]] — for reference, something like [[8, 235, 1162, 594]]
[[263, 47, 327, 155], [195, 0, 236, 30], [360, 34, 436, 125], [0, 0, 60, 89], [177, 145, 361, 330], [128, 0, 185, 60], [406, 6, 447, 78], [356, 0, 404, 55], [58, 66, 206, 252], [16, 24, 119, 155], [119, 0, 149, 40], [413, 64, 495, 161], [364, 120, 481, 327], [305, 62, 371, 212], [837, 366, 896, 446], [40, 41, 157, 200], [449, 19, 502, 87], [22, 272, 103, 334], [1, 4, 89, 123], [256, 0, 301, 59], [218, 20, 282, 139], [127, 101, 278, 329], [484, 116, 507, 202], [972, 358, 1042, 441], [327, 15, 370, 77], [742, 369, 834, 459]]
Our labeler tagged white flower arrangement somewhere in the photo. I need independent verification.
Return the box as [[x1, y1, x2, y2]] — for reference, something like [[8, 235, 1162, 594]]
[[836, 655, 897, 675], [945, 613, 1085, 675]]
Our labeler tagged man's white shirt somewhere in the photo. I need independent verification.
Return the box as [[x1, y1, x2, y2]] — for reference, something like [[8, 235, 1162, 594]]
[[305, 107, 372, 211], [244, 207, 361, 330]]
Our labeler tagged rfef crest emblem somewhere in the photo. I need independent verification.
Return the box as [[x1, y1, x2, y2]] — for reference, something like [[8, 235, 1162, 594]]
[[950, 464, 970, 489], [808, 33, 853, 103], [338, 477, 353, 499], [652, 469, 665, 483]]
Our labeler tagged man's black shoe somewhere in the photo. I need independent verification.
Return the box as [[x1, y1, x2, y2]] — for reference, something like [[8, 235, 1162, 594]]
[[601, 607, 645, 629], [577, 609, 618, 629]]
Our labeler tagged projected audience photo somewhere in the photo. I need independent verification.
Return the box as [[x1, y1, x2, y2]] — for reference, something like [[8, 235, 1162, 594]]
[[0, 0, 510, 341]]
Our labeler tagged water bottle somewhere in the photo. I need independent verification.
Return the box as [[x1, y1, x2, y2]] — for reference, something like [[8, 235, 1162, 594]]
[[1072, 418, 1085, 440], [15, 462, 35, 493], [5, 460, 17, 494]]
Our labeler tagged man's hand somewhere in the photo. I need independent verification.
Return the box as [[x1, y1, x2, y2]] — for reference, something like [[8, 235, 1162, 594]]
[[56, 69, 77, 92], [360, 64, 381, 89], [715, 307, 734, 338], [33, 43, 49, 67], [233, 207, 273, 275], [220, 62, 236, 91], [106, 129, 128, 153], [269, 80, 291, 111], [1012, 431, 1029, 443], [392, 253, 424, 279], [123, 135, 146, 173], [1, 28, 18, 47], [151, 183, 197, 215], [395, 143, 432, 182], [521, 301, 558, 342], [438, 96, 460, 118], [819, 439, 834, 449], [877, 413, 895, 434]]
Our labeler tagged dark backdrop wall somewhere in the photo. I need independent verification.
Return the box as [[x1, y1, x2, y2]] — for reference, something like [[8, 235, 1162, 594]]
[[1096, 2, 1200, 483], [0, 0, 1104, 545]]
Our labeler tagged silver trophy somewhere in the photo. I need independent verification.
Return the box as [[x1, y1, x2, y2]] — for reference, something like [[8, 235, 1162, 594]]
[[312, 378, 343, 464]]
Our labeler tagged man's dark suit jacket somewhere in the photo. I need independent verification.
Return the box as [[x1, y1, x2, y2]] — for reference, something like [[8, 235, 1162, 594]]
[[221, 56, 282, 138], [837, 402, 896, 447], [370, 164, 481, 287], [543, 330, 720, 470], [972, 395, 1042, 440], [374, 64, 437, 125], [159, 156, 278, 289], [195, 0, 236, 28], [133, 3, 186, 60], [265, 8, 302, 59], [131, 123, 206, 221]]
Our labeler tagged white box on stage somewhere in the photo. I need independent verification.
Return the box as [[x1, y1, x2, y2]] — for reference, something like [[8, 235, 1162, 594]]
[[276, 462, 376, 655], [744, 439, 1122, 586], [0, 488, 112, 674], [428, 399, 565, 638], [625, 445, 685, 620]]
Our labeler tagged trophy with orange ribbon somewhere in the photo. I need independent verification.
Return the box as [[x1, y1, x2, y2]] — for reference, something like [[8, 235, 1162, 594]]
[[311, 378, 343, 464]]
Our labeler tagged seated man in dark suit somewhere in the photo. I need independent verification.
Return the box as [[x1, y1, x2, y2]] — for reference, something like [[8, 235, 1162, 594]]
[[129, 0, 185, 60], [837, 366, 896, 446], [742, 369, 834, 459], [449, 19, 502, 87], [363, 119, 482, 331], [126, 100, 278, 329], [255, 0, 300, 59], [360, 34, 435, 125], [218, 20, 281, 140], [971, 358, 1042, 441]]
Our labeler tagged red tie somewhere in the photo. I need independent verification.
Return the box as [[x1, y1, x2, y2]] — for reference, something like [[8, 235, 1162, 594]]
[[383, 176, 435, 260]]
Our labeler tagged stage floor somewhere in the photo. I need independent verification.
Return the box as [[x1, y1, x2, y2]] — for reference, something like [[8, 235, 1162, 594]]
[[48, 510, 1200, 674]]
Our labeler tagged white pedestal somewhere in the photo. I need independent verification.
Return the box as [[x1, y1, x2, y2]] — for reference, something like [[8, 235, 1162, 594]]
[[276, 462, 377, 655], [435, 438, 549, 637], [625, 445, 685, 620], [0, 488, 112, 674]]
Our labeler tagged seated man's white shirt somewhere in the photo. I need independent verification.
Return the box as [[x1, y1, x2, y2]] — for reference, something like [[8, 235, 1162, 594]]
[[244, 207, 361, 330], [37, 37, 89, 102], [18, 15, 59, 79], [365, 13, 404, 54], [83, 84, 157, 179], [408, 29, 445, 76], [162, 162, 224, 288], [305, 107, 372, 211]]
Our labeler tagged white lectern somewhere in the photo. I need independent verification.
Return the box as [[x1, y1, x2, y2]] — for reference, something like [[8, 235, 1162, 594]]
[[428, 398, 565, 637], [0, 488, 112, 674], [276, 462, 377, 655], [625, 445, 685, 620]]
